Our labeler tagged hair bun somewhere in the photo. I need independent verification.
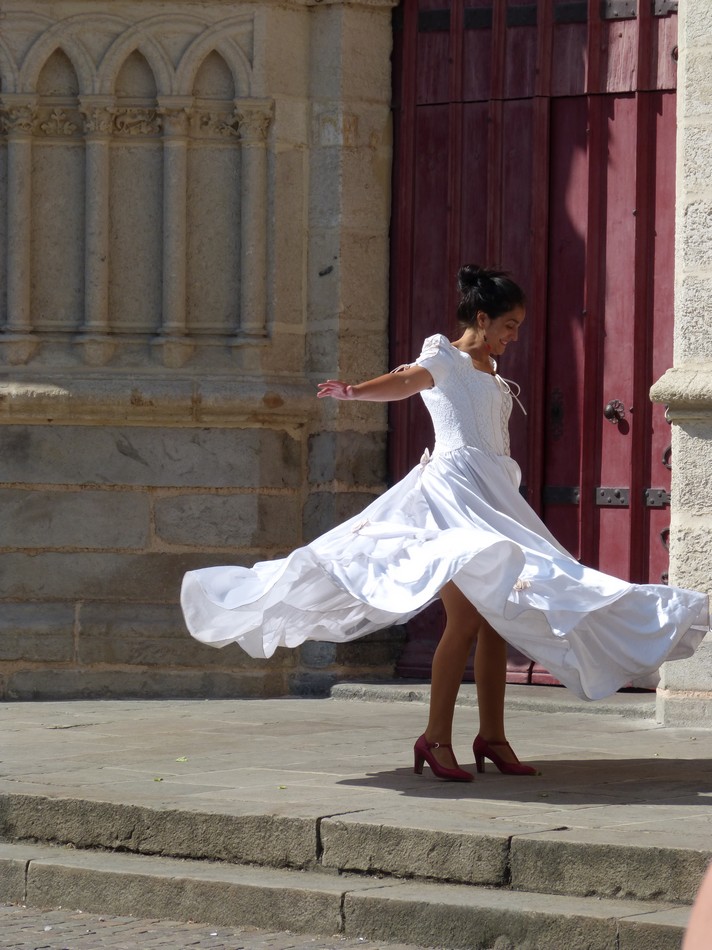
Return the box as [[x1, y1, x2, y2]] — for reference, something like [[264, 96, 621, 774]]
[[455, 264, 525, 326], [457, 264, 486, 292]]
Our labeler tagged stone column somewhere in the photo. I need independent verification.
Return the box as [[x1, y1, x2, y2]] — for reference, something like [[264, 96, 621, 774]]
[[78, 97, 116, 366], [153, 98, 194, 368], [235, 99, 273, 339], [650, 0, 712, 726], [1, 95, 39, 365]]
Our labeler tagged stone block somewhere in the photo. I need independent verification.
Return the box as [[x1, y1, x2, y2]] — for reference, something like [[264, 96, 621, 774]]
[[618, 910, 690, 950], [674, 274, 712, 361], [308, 430, 387, 485], [683, 2, 712, 52], [298, 641, 337, 669], [333, 627, 406, 669], [673, 425, 712, 513], [298, 629, 404, 673], [260, 7, 310, 99], [680, 125, 712, 197], [658, 635, 712, 692], [26, 856, 343, 934], [680, 199, 712, 270], [306, 324, 341, 376], [0, 603, 74, 662], [0, 849, 30, 903], [287, 671, 339, 697], [302, 491, 383, 542], [510, 833, 708, 903], [321, 817, 509, 885], [2, 667, 292, 701], [0, 426, 301, 489], [656, 689, 712, 727], [682, 45, 712, 119], [75, 602, 287, 670], [340, 6, 394, 102], [308, 148, 345, 230], [668, 516, 712, 591], [0, 489, 150, 549], [153, 493, 302, 549], [344, 883, 622, 950], [0, 796, 317, 869], [0, 552, 233, 602], [339, 228, 390, 314]]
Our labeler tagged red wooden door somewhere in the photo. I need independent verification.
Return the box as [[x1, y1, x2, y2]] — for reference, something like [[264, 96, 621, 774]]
[[391, 0, 678, 681]]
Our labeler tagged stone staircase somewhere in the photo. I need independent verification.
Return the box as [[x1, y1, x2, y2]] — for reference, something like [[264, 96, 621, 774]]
[[0, 790, 699, 949]]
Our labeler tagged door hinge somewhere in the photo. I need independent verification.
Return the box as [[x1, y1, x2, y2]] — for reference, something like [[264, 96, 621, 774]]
[[543, 486, 581, 505], [653, 0, 678, 15], [596, 487, 630, 507], [644, 488, 671, 508], [602, 0, 636, 19]]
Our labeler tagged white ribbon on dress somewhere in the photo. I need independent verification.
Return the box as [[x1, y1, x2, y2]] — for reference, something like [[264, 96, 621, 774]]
[[496, 376, 527, 416]]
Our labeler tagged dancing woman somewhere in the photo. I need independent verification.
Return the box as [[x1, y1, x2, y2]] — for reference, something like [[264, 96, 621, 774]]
[[181, 265, 709, 782]]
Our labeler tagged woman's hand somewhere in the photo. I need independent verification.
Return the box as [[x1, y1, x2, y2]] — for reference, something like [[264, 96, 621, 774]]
[[317, 380, 355, 400]]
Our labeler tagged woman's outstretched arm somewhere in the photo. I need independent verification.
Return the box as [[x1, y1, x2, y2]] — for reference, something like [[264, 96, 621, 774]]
[[317, 364, 434, 402]]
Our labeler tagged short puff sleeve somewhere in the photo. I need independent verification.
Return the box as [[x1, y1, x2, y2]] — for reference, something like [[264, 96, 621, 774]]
[[414, 334, 456, 387]]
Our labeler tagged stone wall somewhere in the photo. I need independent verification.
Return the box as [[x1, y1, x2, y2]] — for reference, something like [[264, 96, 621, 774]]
[[0, 0, 401, 699], [650, 0, 712, 726]]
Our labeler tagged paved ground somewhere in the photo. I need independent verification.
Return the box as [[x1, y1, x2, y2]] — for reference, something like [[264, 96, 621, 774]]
[[0, 685, 710, 949], [0, 904, 430, 950]]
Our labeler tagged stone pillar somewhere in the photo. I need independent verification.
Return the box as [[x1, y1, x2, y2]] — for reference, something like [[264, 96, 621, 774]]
[[650, 0, 712, 726], [79, 97, 116, 366], [154, 98, 194, 368], [235, 100, 272, 339], [1, 95, 39, 365]]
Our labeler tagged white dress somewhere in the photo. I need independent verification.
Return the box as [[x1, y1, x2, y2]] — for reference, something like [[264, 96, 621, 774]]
[[181, 334, 709, 700]]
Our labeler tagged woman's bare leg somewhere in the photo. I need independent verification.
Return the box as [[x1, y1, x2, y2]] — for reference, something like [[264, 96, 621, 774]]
[[424, 581, 479, 768], [425, 582, 524, 768], [474, 618, 526, 765]]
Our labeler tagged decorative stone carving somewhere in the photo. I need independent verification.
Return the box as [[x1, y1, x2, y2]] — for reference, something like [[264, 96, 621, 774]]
[[0, 104, 38, 136], [37, 108, 78, 137], [81, 106, 115, 137], [113, 108, 162, 136], [160, 106, 191, 138], [236, 104, 272, 144], [194, 110, 240, 140]]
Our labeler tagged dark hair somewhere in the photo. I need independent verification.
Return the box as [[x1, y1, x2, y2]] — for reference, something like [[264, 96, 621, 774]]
[[456, 265, 526, 327]]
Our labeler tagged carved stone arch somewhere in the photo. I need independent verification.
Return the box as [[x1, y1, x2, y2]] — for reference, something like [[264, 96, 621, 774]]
[[19, 29, 96, 95], [36, 49, 80, 98], [0, 36, 20, 93], [192, 51, 236, 100], [175, 20, 253, 98], [99, 26, 174, 96]]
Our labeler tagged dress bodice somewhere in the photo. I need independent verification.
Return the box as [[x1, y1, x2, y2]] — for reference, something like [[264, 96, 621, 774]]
[[414, 333, 515, 457]]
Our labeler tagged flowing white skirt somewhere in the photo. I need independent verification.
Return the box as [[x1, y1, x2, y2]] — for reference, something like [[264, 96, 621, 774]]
[[181, 446, 709, 701]]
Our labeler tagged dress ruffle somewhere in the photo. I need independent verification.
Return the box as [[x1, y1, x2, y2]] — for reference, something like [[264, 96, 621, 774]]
[[181, 445, 708, 700], [181, 334, 709, 700]]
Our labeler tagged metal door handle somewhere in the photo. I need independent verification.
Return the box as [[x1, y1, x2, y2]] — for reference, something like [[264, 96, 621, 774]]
[[603, 399, 626, 424]]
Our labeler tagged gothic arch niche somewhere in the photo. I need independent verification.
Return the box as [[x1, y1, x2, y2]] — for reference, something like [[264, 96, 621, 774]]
[[109, 50, 163, 335], [31, 49, 84, 333], [187, 51, 241, 336]]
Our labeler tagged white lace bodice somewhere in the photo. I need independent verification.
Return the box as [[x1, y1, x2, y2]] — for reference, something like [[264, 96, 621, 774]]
[[413, 333, 517, 457]]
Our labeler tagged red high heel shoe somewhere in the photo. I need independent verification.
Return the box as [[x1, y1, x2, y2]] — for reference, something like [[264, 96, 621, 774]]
[[414, 734, 474, 782], [473, 735, 539, 776]]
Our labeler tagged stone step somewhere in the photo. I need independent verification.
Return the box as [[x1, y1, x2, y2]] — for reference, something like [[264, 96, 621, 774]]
[[0, 841, 689, 950], [0, 792, 707, 908], [330, 682, 657, 720]]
